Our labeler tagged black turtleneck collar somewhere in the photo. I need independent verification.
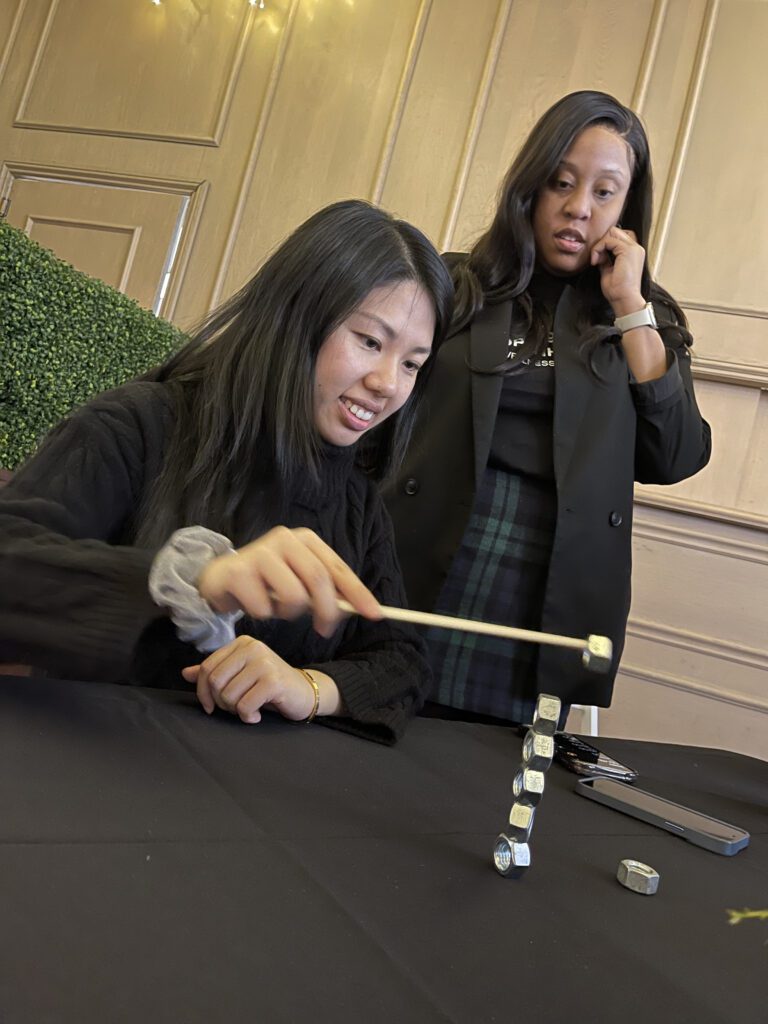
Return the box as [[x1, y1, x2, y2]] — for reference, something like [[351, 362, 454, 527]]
[[291, 439, 358, 509], [528, 267, 570, 309]]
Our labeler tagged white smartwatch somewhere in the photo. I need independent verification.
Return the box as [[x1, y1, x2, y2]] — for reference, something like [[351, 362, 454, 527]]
[[614, 302, 657, 334]]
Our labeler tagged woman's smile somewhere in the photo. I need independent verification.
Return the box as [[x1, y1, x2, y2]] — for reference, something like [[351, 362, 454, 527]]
[[313, 280, 435, 446], [339, 396, 378, 428]]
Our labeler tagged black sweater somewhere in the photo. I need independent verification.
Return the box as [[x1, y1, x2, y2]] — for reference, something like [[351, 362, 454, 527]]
[[0, 381, 428, 744]]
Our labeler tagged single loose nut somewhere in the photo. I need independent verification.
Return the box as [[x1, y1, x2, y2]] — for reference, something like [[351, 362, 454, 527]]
[[493, 834, 531, 878], [617, 859, 660, 895]]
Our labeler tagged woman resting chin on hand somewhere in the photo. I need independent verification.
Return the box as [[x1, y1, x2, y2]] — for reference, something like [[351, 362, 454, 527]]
[[385, 90, 711, 729]]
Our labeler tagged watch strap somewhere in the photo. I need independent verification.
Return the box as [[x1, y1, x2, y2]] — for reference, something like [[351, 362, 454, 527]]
[[614, 302, 657, 334]]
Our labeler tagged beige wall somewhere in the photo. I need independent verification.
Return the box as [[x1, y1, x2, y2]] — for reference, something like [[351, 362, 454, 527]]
[[1, 0, 765, 758]]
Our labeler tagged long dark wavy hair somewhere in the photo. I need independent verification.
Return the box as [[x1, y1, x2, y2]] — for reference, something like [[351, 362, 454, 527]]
[[450, 90, 690, 363], [136, 199, 453, 546]]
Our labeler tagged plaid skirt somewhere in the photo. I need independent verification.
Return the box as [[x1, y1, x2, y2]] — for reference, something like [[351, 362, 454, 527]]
[[426, 466, 556, 724]]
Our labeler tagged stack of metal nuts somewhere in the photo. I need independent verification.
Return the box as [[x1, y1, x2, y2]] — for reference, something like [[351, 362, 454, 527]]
[[493, 694, 561, 878]]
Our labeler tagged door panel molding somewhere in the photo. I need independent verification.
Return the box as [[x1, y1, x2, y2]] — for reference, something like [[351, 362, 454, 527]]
[[209, 0, 300, 309], [626, 617, 768, 673], [1, 161, 208, 319], [682, 299, 768, 321], [370, 0, 433, 205], [22, 214, 141, 293], [617, 662, 768, 716], [14, 0, 255, 146], [632, 515, 768, 565], [439, 0, 512, 252], [630, 0, 668, 113], [692, 356, 768, 389], [0, 0, 27, 90], [649, 0, 720, 270], [634, 491, 768, 533]]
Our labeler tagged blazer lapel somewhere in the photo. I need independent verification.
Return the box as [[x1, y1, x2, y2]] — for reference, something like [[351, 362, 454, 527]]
[[470, 300, 512, 491]]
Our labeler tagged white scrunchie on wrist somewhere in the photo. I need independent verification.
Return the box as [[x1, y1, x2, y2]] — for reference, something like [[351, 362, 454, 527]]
[[148, 526, 244, 652]]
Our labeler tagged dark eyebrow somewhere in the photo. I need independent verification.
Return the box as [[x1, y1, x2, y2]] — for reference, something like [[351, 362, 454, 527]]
[[558, 160, 628, 182], [353, 311, 432, 353], [354, 311, 396, 340]]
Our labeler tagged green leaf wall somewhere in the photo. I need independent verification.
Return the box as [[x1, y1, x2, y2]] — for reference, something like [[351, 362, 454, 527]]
[[0, 220, 185, 469]]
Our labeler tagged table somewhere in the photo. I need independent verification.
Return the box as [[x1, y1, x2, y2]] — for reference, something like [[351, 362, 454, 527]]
[[1, 675, 766, 1023]]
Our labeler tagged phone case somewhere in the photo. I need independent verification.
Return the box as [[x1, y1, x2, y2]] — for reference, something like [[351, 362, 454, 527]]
[[575, 778, 750, 855]]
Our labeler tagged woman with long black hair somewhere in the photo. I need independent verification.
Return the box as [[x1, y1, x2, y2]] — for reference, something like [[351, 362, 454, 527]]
[[386, 90, 711, 727], [0, 199, 453, 744]]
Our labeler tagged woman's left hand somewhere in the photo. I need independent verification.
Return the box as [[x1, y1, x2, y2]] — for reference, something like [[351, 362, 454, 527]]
[[590, 226, 646, 316], [182, 635, 339, 723]]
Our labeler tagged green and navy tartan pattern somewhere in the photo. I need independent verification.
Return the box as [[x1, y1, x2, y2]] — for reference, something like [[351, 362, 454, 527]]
[[426, 466, 556, 724]]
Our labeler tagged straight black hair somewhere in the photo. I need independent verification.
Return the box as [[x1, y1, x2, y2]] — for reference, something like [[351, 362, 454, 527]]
[[136, 199, 453, 546], [450, 90, 690, 360]]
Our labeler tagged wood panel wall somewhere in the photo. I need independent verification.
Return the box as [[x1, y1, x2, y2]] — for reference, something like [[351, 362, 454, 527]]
[[1, 0, 765, 758]]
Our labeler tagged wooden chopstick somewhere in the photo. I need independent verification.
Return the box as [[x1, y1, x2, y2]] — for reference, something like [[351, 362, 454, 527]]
[[336, 599, 587, 652]]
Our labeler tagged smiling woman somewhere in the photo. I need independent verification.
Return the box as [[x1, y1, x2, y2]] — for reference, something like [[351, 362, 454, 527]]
[[0, 199, 453, 744], [314, 280, 435, 446]]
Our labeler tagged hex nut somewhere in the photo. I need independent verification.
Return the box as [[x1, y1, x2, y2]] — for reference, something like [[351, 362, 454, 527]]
[[508, 800, 536, 840], [583, 635, 613, 673], [521, 730, 554, 772], [512, 768, 546, 806], [532, 694, 561, 736], [493, 834, 531, 878], [617, 859, 660, 895]]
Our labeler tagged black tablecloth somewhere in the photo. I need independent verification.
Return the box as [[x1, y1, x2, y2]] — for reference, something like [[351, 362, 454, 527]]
[[0, 676, 766, 1023]]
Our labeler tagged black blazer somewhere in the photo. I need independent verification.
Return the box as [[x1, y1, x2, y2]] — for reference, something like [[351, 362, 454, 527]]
[[384, 285, 712, 707]]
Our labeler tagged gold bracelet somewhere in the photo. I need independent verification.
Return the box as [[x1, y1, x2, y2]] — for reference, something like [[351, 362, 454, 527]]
[[297, 668, 320, 724]]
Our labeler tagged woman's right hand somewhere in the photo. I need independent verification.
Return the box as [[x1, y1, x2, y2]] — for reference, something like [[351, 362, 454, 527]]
[[197, 526, 381, 637]]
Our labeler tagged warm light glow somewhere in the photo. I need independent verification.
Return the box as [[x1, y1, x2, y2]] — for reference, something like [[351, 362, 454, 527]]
[[248, 0, 266, 8]]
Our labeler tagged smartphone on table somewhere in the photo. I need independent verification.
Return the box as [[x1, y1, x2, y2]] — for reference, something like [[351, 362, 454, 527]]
[[575, 776, 750, 856]]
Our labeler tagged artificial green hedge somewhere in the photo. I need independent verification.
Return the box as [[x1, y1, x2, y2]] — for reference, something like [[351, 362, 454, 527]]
[[0, 219, 185, 470]]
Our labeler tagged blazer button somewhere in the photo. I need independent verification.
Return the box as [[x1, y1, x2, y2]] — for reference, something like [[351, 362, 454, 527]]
[[404, 477, 419, 496], [609, 511, 623, 527]]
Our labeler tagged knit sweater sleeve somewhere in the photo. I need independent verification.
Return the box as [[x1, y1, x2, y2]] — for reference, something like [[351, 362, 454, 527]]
[[0, 384, 171, 680], [308, 483, 431, 746]]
